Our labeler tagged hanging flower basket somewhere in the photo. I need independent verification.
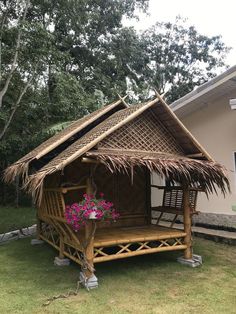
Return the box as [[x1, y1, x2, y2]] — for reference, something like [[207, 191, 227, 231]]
[[65, 193, 120, 231], [89, 209, 98, 219]]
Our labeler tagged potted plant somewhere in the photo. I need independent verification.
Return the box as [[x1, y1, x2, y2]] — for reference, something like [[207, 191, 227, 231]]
[[65, 193, 119, 231]]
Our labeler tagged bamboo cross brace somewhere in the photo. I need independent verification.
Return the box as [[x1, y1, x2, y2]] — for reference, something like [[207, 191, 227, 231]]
[[117, 243, 132, 254], [159, 239, 170, 247], [137, 242, 151, 251], [94, 248, 108, 257], [173, 238, 183, 246]]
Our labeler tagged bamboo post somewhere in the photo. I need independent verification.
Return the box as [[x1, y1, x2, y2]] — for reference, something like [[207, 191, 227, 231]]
[[183, 186, 193, 259], [84, 177, 95, 278], [146, 169, 152, 225]]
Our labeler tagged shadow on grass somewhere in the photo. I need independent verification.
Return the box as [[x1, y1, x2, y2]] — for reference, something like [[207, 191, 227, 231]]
[[0, 237, 186, 290], [1, 235, 233, 298]]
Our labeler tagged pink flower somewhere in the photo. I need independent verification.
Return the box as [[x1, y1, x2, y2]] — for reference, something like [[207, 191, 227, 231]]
[[65, 193, 119, 231]]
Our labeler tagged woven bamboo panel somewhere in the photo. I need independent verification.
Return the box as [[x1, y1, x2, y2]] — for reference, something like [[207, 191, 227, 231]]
[[98, 108, 184, 155], [39, 190, 65, 219], [151, 104, 201, 155], [163, 189, 197, 210]]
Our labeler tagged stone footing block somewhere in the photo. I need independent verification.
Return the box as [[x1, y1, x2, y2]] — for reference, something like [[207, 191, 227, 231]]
[[31, 238, 44, 245], [54, 256, 70, 266], [177, 254, 202, 268], [79, 272, 98, 290]]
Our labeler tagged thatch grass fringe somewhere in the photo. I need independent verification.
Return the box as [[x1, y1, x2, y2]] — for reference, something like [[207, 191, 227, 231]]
[[5, 152, 230, 205], [3, 159, 32, 184], [23, 168, 56, 205], [86, 153, 230, 196]]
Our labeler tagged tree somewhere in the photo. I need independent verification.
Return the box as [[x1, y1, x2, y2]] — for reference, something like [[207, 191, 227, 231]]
[[0, 0, 149, 141], [67, 17, 230, 102], [140, 17, 230, 102], [0, 0, 149, 205], [0, 0, 54, 140]]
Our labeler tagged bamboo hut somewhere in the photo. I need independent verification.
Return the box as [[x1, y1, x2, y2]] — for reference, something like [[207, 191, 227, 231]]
[[4, 94, 229, 289]]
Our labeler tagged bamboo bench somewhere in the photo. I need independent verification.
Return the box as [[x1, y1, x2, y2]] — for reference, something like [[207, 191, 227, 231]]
[[151, 186, 202, 227]]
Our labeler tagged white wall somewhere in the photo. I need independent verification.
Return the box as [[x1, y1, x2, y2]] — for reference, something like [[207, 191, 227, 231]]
[[179, 92, 236, 214], [151, 173, 164, 207]]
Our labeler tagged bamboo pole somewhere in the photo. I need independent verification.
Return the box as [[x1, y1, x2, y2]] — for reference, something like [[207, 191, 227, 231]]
[[146, 169, 152, 225], [183, 186, 193, 259], [84, 177, 95, 278]]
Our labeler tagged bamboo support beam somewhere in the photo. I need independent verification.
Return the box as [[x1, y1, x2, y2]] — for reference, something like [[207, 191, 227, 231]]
[[151, 185, 204, 192], [183, 187, 193, 259], [84, 177, 95, 278], [44, 185, 87, 193], [94, 244, 187, 263]]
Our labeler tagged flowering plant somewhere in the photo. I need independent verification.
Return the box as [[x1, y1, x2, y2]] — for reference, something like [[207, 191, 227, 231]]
[[65, 193, 120, 231]]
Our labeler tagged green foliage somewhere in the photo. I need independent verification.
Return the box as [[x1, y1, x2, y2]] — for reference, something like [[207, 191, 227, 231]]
[[141, 17, 230, 102]]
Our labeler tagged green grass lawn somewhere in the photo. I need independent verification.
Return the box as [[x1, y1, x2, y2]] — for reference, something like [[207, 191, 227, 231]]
[[0, 237, 236, 314], [0, 206, 36, 233]]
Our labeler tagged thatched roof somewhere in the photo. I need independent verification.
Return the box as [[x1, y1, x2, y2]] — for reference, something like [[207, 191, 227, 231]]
[[4, 94, 230, 203], [4, 97, 127, 183], [86, 150, 229, 196]]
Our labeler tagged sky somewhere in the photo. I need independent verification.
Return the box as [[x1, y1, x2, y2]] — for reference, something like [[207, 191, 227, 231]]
[[125, 0, 235, 67]]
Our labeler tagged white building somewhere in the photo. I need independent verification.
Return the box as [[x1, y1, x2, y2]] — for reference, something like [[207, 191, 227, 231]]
[[169, 66, 236, 215]]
